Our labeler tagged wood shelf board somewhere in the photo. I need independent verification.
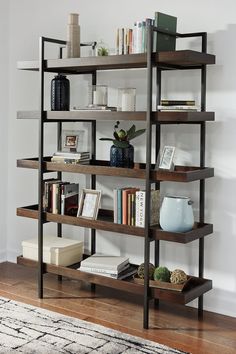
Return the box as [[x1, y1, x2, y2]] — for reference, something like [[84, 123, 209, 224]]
[[17, 110, 215, 123], [17, 158, 214, 182], [16, 256, 212, 304], [16, 205, 213, 243], [17, 50, 215, 73]]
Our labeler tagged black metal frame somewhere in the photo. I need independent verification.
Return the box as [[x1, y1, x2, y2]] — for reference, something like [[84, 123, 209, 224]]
[[38, 28, 209, 328]]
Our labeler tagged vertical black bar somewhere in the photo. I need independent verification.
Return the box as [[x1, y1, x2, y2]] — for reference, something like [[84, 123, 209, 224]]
[[38, 37, 45, 298], [91, 71, 97, 256], [199, 33, 207, 315], [143, 24, 153, 329]]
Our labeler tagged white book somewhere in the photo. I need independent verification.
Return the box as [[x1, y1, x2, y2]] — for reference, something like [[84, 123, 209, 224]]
[[135, 190, 160, 227], [80, 254, 129, 272], [157, 105, 198, 111], [79, 262, 129, 275], [79, 265, 137, 280]]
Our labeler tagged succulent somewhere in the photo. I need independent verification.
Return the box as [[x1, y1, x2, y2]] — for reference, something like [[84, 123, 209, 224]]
[[153, 266, 171, 282], [97, 47, 109, 56], [137, 263, 155, 279], [100, 121, 146, 148], [170, 269, 187, 284]]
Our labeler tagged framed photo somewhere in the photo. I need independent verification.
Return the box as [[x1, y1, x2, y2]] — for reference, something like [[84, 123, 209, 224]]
[[77, 189, 101, 220], [61, 130, 85, 152], [158, 146, 175, 170], [64, 134, 78, 148]]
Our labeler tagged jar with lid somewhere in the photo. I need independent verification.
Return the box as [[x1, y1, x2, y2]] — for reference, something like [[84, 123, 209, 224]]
[[51, 74, 70, 111]]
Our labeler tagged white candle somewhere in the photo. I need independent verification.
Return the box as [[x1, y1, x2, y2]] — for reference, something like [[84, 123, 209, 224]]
[[93, 90, 104, 105], [121, 92, 135, 111]]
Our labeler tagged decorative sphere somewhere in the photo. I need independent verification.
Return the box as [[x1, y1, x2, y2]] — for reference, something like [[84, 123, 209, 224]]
[[154, 266, 171, 282], [137, 263, 155, 279], [170, 269, 187, 284]]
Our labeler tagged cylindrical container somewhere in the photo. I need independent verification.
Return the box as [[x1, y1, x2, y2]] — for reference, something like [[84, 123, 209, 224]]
[[117, 88, 136, 111], [89, 85, 108, 106], [51, 74, 70, 111], [160, 196, 194, 233], [110, 144, 134, 168], [67, 13, 80, 58]]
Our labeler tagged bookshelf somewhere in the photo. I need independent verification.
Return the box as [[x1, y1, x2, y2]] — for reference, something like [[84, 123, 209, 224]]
[[16, 27, 215, 329]]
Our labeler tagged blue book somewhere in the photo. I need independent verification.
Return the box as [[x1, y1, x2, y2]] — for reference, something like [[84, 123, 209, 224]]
[[117, 189, 122, 224]]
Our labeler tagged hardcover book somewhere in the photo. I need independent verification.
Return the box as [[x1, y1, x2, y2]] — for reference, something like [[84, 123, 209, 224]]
[[80, 254, 129, 272], [154, 12, 177, 52], [61, 183, 79, 216], [135, 190, 160, 227]]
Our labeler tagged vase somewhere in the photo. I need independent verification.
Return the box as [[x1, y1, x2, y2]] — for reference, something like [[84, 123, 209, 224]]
[[160, 196, 194, 232], [110, 144, 134, 168], [51, 74, 70, 111]]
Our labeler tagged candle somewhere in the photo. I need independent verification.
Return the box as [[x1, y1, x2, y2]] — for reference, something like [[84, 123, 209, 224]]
[[93, 90, 104, 105], [121, 92, 135, 111]]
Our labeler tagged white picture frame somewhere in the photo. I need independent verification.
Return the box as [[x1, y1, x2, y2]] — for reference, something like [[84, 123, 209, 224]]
[[158, 146, 175, 170], [77, 189, 101, 220]]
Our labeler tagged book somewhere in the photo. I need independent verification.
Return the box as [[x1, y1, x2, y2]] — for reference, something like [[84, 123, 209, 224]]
[[122, 188, 139, 225], [154, 12, 177, 52], [79, 264, 137, 280], [61, 183, 79, 216], [161, 100, 196, 106], [157, 105, 198, 111], [113, 189, 118, 223], [52, 151, 90, 158], [80, 254, 129, 272], [136, 190, 160, 227], [79, 262, 130, 275]]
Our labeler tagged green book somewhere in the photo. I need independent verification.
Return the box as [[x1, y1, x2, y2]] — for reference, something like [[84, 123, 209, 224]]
[[154, 12, 177, 52]]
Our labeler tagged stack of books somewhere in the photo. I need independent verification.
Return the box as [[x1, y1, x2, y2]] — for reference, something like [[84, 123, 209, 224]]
[[43, 179, 79, 216], [79, 254, 137, 280], [113, 188, 160, 227], [51, 151, 91, 165], [157, 100, 198, 112]]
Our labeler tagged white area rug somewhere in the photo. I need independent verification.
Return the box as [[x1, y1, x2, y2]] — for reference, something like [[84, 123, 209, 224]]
[[0, 296, 188, 354]]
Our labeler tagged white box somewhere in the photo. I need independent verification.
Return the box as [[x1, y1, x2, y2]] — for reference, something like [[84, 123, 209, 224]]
[[22, 235, 83, 266]]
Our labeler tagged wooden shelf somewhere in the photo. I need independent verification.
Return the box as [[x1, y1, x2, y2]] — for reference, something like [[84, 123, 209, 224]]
[[17, 50, 215, 73], [16, 205, 213, 243], [16, 256, 212, 304], [17, 110, 215, 123], [17, 158, 214, 182]]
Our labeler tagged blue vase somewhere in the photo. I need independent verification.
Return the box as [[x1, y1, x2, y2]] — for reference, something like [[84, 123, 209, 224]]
[[110, 144, 134, 168]]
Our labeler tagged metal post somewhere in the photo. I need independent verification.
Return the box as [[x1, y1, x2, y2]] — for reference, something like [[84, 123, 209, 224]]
[[38, 37, 45, 298], [91, 71, 97, 256], [143, 24, 153, 329]]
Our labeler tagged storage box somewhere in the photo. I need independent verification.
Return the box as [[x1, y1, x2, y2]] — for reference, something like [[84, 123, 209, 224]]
[[22, 235, 83, 266]]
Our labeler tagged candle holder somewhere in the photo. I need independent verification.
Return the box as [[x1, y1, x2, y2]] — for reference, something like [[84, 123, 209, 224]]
[[89, 85, 108, 107], [117, 88, 136, 111]]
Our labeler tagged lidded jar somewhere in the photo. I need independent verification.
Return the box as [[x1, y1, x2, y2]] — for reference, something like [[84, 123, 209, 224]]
[[51, 74, 70, 111], [160, 196, 194, 233]]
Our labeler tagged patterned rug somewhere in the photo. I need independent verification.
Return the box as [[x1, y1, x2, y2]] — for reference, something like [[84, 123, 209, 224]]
[[0, 296, 188, 354]]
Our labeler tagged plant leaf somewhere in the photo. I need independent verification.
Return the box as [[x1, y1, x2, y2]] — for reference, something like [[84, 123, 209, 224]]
[[99, 138, 114, 141], [113, 131, 119, 140], [128, 129, 146, 141], [126, 125, 136, 139], [113, 140, 130, 148]]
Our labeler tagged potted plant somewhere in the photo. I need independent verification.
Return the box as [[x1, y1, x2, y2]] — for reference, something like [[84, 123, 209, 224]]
[[99, 121, 145, 168]]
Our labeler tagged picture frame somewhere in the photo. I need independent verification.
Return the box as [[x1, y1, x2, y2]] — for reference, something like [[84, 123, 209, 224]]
[[61, 129, 85, 153], [77, 189, 101, 220], [157, 146, 175, 170]]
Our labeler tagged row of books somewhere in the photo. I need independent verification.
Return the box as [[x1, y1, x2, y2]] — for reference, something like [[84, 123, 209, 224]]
[[116, 12, 177, 55], [113, 188, 160, 227], [51, 151, 91, 165], [157, 99, 198, 112], [43, 179, 79, 216], [79, 253, 137, 280]]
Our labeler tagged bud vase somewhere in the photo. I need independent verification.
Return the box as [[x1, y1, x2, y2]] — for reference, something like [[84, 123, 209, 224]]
[[110, 144, 134, 168]]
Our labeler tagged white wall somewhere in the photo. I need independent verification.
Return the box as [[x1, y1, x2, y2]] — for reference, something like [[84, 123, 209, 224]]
[[5, 0, 236, 317], [0, 0, 9, 261]]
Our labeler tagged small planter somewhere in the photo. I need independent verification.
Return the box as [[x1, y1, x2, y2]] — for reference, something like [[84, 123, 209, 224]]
[[110, 144, 134, 168]]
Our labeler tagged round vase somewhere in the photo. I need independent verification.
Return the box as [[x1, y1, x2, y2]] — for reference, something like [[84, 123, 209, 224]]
[[160, 196, 194, 233], [110, 144, 134, 168]]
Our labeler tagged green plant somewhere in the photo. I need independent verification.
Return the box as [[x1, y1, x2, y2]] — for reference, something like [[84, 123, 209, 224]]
[[99, 121, 146, 148], [97, 47, 109, 56], [153, 266, 171, 282]]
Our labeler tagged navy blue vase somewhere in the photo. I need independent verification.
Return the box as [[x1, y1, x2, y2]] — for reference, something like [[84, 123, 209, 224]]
[[110, 144, 134, 168]]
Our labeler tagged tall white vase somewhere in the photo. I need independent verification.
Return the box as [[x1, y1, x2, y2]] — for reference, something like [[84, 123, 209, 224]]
[[67, 13, 80, 58]]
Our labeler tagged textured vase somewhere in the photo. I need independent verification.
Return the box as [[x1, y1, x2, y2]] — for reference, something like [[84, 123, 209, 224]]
[[51, 74, 70, 111], [110, 144, 134, 168]]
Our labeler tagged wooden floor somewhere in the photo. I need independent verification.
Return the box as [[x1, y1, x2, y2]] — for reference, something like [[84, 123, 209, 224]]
[[0, 262, 235, 354]]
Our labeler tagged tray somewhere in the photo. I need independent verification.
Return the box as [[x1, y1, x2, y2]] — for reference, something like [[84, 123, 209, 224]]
[[133, 274, 192, 292]]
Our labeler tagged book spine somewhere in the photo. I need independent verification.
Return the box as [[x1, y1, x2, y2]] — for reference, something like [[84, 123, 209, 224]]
[[139, 191, 145, 227], [122, 189, 128, 225], [150, 189, 160, 225], [127, 193, 131, 226], [117, 189, 122, 224], [116, 28, 119, 55], [161, 100, 195, 106], [129, 29, 133, 54], [131, 193, 135, 226], [135, 191, 140, 226], [157, 105, 198, 110], [121, 28, 124, 54], [113, 189, 118, 223]]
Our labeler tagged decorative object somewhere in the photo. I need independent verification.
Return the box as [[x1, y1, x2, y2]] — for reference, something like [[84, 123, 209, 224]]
[[0, 296, 188, 354], [117, 88, 136, 111], [96, 39, 109, 56], [153, 266, 171, 282], [100, 121, 145, 168], [89, 85, 108, 107], [61, 129, 85, 153], [133, 274, 192, 292], [160, 195, 194, 233], [137, 262, 155, 279], [170, 269, 188, 284], [157, 145, 175, 170], [77, 189, 101, 220], [51, 74, 70, 111], [66, 13, 80, 58]]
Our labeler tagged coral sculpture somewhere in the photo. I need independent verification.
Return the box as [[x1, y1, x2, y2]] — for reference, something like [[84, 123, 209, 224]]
[[170, 269, 188, 284], [137, 263, 155, 279], [153, 266, 171, 282]]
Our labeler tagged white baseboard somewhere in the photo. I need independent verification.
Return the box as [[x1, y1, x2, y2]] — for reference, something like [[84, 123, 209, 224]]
[[0, 250, 7, 262]]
